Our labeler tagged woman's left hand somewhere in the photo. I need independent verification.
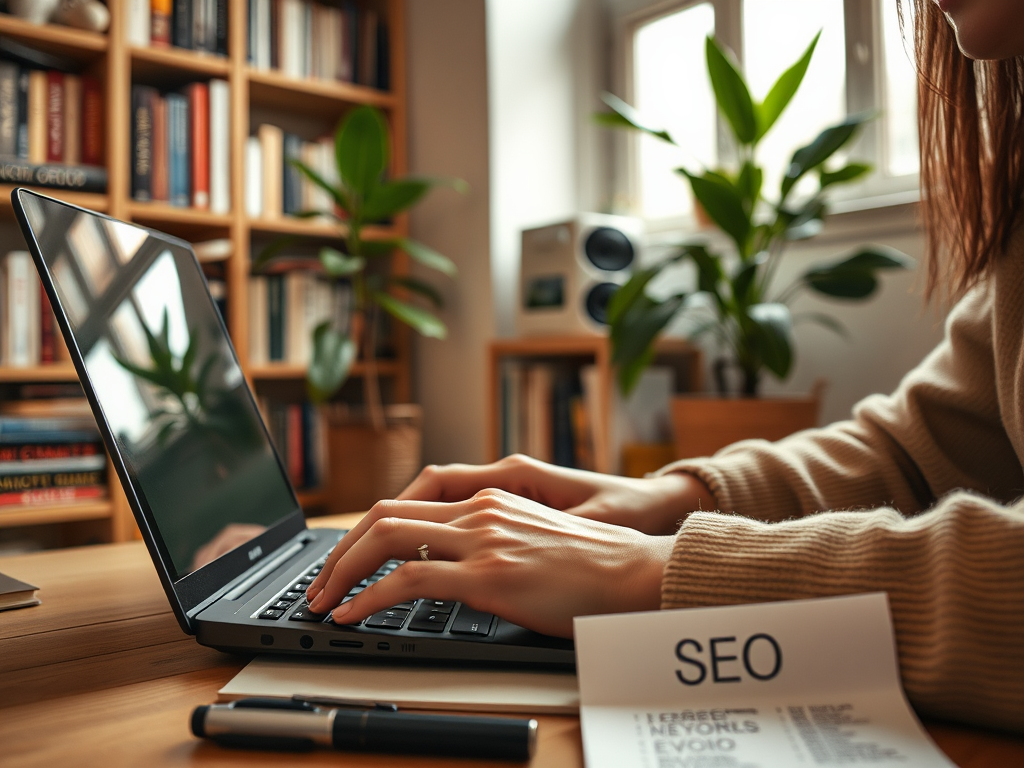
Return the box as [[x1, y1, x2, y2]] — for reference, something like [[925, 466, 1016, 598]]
[[306, 488, 675, 638]]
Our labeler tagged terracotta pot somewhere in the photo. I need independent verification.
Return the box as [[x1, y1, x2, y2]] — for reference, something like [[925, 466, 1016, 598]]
[[323, 404, 422, 514], [670, 388, 822, 460]]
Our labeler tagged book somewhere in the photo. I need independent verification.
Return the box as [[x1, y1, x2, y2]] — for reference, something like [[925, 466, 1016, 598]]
[[3, 251, 39, 368], [16, 67, 29, 159], [39, 283, 55, 364], [81, 76, 103, 165], [167, 92, 190, 207], [0, 485, 107, 508], [0, 62, 18, 158], [247, 274, 268, 365], [27, 70, 47, 164], [258, 123, 283, 218], [0, 441, 100, 462], [151, 0, 173, 46], [128, 0, 152, 47], [173, 0, 193, 49], [215, 0, 229, 56], [245, 135, 262, 217], [0, 416, 100, 444], [0, 161, 108, 192], [45, 72, 63, 163], [151, 92, 168, 201], [282, 132, 302, 214], [0, 571, 40, 612], [208, 79, 230, 214], [63, 74, 81, 165], [267, 273, 285, 361], [0, 454, 107, 475], [131, 85, 155, 201], [188, 82, 209, 209]]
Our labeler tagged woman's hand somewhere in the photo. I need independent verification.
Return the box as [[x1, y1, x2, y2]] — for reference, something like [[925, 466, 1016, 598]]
[[394, 454, 714, 535], [305, 488, 676, 638]]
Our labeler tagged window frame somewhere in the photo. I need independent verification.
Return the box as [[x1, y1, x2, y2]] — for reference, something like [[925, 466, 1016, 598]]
[[613, 0, 920, 233]]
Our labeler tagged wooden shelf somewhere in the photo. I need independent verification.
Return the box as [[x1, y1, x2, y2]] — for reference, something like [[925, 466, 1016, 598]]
[[248, 217, 396, 241], [0, 14, 107, 63], [0, 501, 111, 528], [0, 365, 79, 383], [248, 68, 396, 116], [0, 185, 108, 216], [249, 360, 402, 380], [129, 203, 233, 242], [130, 46, 231, 82], [297, 489, 329, 509]]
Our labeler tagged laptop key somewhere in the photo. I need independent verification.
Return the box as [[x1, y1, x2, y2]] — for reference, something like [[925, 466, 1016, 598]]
[[392, 601, 416, 610], [407, 610, 449, 633], [450, 606, 494, 636], [365, 612, 408, 629], [272, 600, 293, 610], [290, 606, 329, 622], [283, 591, 304, 601], [259, 609, 284, 620], [290, 582, 309, 592], [421, 600, 455, 615]]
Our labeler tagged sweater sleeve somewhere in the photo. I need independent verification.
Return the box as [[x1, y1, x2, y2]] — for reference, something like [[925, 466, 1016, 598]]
[[661, 493, 1024, 734], [654, 279, 1024, 520]]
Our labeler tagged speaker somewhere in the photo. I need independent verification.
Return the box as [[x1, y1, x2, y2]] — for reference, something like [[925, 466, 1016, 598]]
[[517, 214, 642, 336]]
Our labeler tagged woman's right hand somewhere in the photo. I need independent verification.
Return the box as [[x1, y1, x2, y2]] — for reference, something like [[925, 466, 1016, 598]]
[[395, 454, 715, 535]]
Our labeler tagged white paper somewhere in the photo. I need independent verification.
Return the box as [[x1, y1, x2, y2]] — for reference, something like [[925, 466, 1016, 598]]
[[574, 593, 955, 768]]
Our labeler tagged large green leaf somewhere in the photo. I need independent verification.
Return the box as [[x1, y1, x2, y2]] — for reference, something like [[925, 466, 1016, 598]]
[[611, 293, 686, 395], [389, 275, 445, 308], [289, 158, 347, 211], [595, 92, 675, 144], [756, 31, 820, 141], [746, 303, 793, 379], [319, 247, 365, 277], [783, 197, 827, 241], [252, 235, 299, 273], [819, 162, 871, 189], [336, 106, 389, 199], [682, 171, 751, 254], [374, 292, 448, 339], [706, 36, 757, 145], [399, 237, 458, 278], [607, 265, 660, 326], [801, 246, 912, 299], [681, 243, 724, 295], [731, 252, 766, 307], [362, 179, 430, 222], [736, 161, 763, 211], [781, 112, 873, 200], [307, 322, 356, 404]]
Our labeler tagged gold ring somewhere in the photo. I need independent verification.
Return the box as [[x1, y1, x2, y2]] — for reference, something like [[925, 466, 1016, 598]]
[[417, 544, 429, 561]]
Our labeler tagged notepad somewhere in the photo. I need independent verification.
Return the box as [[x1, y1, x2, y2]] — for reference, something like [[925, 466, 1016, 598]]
[[219, 655, 579, 714], [0, 571, 40, 612]]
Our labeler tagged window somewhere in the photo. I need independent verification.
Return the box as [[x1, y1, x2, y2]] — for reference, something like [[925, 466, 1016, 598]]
[[625, 0, 919, 225]]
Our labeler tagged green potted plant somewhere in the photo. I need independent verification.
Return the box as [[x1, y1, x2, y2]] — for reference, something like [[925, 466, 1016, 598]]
[[255, 105, 464, 512], [596, 33, 912, 458]]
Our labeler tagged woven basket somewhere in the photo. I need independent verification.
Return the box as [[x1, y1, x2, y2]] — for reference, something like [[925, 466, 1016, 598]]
[[323, 404, 423, 514]]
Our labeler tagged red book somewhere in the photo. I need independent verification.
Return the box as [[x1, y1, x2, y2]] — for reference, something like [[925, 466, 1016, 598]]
[[0, 485, 107, 507], [287, 404, 303, 488], [39, 282, 55, 364], [189, 82, 209, 210], [81, 76, 103, 165], [46, 71, 63, 162], [0, 443, 101, 462]]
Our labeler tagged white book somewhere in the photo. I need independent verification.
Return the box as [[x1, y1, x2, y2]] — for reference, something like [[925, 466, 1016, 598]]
[[285, 272, 310, 365], [5, 252, 38, 367], [127, 0, 151, 47], [208, 79, 231, 214], [281, 0, 304, 79], [245, 136, 263, 218], [256, 0, 272, 70], [247, 275, 268, 365]]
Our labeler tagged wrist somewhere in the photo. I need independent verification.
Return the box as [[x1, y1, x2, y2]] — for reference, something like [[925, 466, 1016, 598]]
[[646, 472, 716, 534]]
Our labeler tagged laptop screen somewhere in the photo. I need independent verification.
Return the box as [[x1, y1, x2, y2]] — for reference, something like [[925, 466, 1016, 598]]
[[18, 193, 300, 582]]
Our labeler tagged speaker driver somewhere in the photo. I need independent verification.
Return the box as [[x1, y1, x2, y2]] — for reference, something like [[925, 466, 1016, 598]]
[[584, 282, 619, 325], [583, 227, 635, 272]]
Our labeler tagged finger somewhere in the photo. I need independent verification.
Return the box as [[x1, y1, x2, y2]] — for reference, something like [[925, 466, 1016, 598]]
[[328, 560, 468, 625], [306, 498, 465, 601], [309, 517, 470, 613]]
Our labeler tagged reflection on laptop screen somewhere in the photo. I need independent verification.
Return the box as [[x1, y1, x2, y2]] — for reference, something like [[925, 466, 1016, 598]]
[[20, 194, 298, 581]]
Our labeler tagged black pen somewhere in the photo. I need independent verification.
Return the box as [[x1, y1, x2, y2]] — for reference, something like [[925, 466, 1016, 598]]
[[191, 697, 539, 761]]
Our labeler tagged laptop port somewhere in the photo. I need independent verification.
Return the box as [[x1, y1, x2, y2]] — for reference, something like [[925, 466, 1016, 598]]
[[330, 640, 364, 649], [260, 634, 274, 646], [377, 642, 390, 651], [300, 635, 314, 649]]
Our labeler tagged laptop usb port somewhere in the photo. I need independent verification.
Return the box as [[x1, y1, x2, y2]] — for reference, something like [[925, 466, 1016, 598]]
[[329, 639, 364, 648]]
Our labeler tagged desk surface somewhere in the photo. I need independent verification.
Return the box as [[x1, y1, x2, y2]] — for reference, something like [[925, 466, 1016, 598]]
[[1, 514, 1022, 768]]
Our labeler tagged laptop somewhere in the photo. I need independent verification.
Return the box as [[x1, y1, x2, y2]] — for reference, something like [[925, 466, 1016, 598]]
[[12, 189, 574, 667]]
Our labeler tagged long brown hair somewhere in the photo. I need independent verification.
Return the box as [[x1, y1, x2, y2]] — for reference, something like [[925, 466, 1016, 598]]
[[903, 0, 1024, 300]]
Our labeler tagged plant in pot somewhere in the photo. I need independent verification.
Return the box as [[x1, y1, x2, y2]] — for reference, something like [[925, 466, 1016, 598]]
[[255, 105, 464, 513], [596, 33, 912, 459]]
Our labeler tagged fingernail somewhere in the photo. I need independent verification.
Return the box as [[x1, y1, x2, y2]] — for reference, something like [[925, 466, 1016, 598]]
[[306, 583, 321, 601], [331, 603, 353, 623], [309, 594, 323, 612]]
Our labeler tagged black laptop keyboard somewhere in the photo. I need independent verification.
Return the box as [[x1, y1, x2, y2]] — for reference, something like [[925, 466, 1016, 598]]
[[256, 557, 494, 637]]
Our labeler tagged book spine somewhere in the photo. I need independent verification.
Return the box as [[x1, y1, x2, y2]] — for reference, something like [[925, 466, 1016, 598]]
[[0, 443, 102, 462], [287, 403, 302, 487], [247, 0, 256, 63], [192, 0, 206, 53], [0, 469, 107, 494], [150, 93, 168, 201], [215, 0, 229, 56], [166, 94, 189, 207], [81, 76, 103, 166], [301, 401, 316, 488], [269, 0, 279, 71], [376, 19, 390, 90], [0, 62, 18, 158], [131, 86, 154, 201], [258, 123, 283, 218], [0, 485, 107, 508], [281, 132, 300, 215], [128, 0, 152, 47], [267, 274, 284, 361], [151, 0, 172, 46], [247, 275, 268, 364], [16, 67, 29, 160], [256, 0, 271, 70], [208, 79, 230, 214], [0, 161, 108, 193], [244, 135, 262, 217], [189, 82, 209, 209], [39, 283, 55, 364], [62, 74, 81, 166], [45, 72, 63, 163], [28, 71, 47, 164], [173, 0, 193, 49], [5, 252, 33, 367]]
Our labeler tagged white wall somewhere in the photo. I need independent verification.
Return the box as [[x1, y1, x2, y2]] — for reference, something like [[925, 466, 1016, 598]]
[[406, 0, 494, 465]]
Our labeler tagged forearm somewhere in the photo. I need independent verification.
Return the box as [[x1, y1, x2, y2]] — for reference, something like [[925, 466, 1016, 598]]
[[661, 494, 1024, 733]]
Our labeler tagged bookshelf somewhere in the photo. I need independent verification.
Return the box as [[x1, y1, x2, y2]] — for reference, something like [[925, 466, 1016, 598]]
[[0, 0, 409, 549]]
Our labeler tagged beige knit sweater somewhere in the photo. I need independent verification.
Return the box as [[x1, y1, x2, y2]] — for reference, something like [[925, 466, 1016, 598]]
[[657, 225, 1024, 734]]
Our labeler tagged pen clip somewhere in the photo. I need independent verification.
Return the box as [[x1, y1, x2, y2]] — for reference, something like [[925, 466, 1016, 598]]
[[232, 697, 317, 711], [292, 693, 399, 712]]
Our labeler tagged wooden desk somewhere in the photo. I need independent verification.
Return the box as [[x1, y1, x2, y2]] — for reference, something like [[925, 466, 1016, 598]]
[[1, 515, 1022, 767]]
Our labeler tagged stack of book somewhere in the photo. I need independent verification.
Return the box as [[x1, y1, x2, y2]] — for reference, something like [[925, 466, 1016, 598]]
[[248, 0, 389, 90], [127, 0, 229, 55], [130, 80, 230, 212], [0, 251, 67, 368], [0, 62, 106, 192], [256, 397, 326, 491], [245, 124, 335, 219], [0, 415, 106, 508], [248, 271, 350, 365]]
